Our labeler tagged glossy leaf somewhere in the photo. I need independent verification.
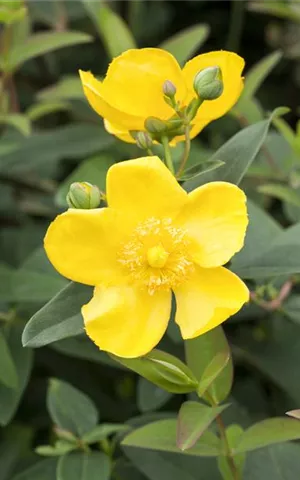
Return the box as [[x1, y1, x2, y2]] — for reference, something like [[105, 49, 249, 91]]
[[160, 24, 209, 66], [22, 282, 92, 348], [183, 107, 288, 191], [57, 452, 110, 480], [176, 401, 228, 451], [234, 418, 300, 453], [82, 0, 136, 58], [111, 349, 198, 394], [0, 330, 18, 389], [8, 31, 92, 72], [47, 379, 98, 437], [122, 419, 221, 457], [185, 327, 233, 404]]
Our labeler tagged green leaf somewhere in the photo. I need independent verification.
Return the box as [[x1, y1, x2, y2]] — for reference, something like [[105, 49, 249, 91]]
[[177, 401, 228, 451], [8, 31, 92, 72], [82, 424, 129, 444], [38, 75, 84, 102], [283, 295, 300, 325], [232, 222, 300, 278], [137, 378, 173, 412], [122, 419, 221, 457], [47, 379, 98, 437], [0, 325, 33, 426], [0, 114, 31, 136], [57, 452, 110, 480], [27, 101, 70, 121], [197, 352, 230, 398], [111, 349, 198, 394], [0, 124, 114, 174], [36, 441, 76, 457], [185, 328, 233, 404], [55, 155, 114, 207], [183, 108, 288, 191], [11, 459, 58, 480], [248, 1, 300, 24], [0, 439, 21, 480], [0, 6, 27, 25], [244, 443, 300, 479], [258, 183, 300, 207], [218, 425, 245, 480], [82, 0, 136, 58], [180, 159, 224, 181], [234, 418, 300, 453], [0, 330, 18, 389], [239, 50, 282, 101], [160, 24, 209, 66], [22, 282, 92, 348]]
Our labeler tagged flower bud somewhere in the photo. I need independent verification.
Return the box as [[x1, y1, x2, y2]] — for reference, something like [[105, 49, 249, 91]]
[[193, 66, 224, 100], [162, 80, 177, 98], [144, 116, 168, 134], [135, 131, 153, 150], [66, 182, 101, 209]]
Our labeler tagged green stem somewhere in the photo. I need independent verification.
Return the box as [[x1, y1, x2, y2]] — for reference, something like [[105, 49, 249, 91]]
[[226, 0, 245, 52], [161, 136, 174, 174], [147, 148, 154, 156], [176, 126, 191, 179]]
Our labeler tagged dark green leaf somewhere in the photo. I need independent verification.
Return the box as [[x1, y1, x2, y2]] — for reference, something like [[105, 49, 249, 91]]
[[8, 31, 92, 71], [22, 282, 92, 348], [0, 330, 18, 389], [185, 328, 233, 404], [12, 459, 58, 480], [234, 418, 300, 453], [160, 24, 209, 66], [137, 378, 173, 412], [82, 424, 129, 444], [183, 108, 288, 191], [82, 0, 136, 58], [244, 443, 300, 479], [177, 401, 228, 451], [57, 452, 110, 480], [122, 419, 221, 457], [0, 325, 33, 426], [47, 379, 98, 437]]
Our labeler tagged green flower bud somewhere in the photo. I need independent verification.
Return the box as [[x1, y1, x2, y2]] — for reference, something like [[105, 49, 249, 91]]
[[66, 182, 101, 209], [135, 131, 153, 150], [193, 66, 224, 100], [162, 80, 177, 98], [144, 116, 168, 134]]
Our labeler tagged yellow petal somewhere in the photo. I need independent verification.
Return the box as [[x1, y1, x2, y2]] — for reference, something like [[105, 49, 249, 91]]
[[104, 119, 136, 144], [44, 208, 128, 286], [174, 266, 249, 339], [82, 284, 171, 357], [182, 51, 245, 137], [177, 182, 248, 268], [107, 156, 187, 222], [102, 48, 186, 120], [79, 70, 144, 130]]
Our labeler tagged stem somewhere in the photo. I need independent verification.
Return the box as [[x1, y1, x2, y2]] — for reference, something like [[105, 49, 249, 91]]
[[176, 126, 191, 179], [215, 414, 240, 480], [161, 136, 174, 174], [147, 148, 154, 156], [226, 0, 245, 52]]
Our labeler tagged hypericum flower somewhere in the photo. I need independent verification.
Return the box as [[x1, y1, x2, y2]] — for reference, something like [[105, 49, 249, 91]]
[[79, 48, 244, 144], [44, 157, 249, 358]]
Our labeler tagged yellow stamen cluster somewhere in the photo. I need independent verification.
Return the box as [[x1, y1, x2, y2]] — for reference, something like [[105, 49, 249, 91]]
[[118, 217, 194, 294]]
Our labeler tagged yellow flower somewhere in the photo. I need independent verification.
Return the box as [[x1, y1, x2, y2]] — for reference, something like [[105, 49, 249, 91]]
[[79, 48, 244, 144], [44, 157, 249, 358]]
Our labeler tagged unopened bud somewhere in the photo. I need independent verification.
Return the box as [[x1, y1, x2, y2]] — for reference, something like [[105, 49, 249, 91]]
[[136, 131, 153, 150], [193, 66, 223, 100], [162, 80, 177, 98], [66, 182, 101, 209], [145, 116, 168, 135]]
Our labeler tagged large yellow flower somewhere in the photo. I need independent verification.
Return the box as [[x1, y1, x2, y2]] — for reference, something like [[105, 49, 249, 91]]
[[79, 48, 244, 144], [44, 157, 249, 358]]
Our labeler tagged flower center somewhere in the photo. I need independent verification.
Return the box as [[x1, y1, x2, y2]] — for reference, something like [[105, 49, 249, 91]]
[[118, 217, 194, 294]]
